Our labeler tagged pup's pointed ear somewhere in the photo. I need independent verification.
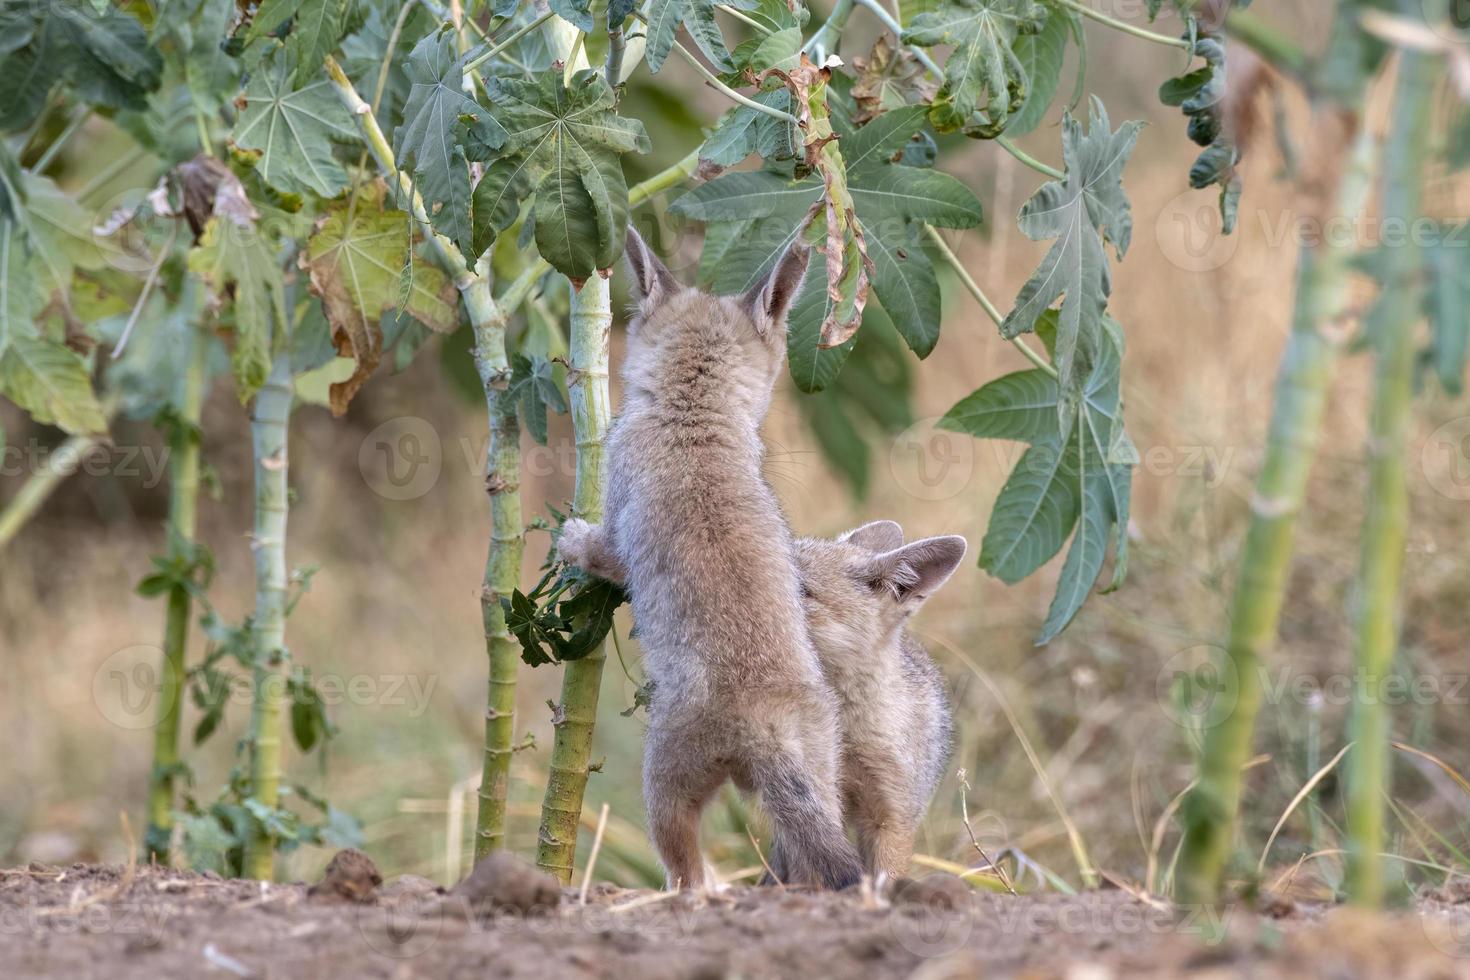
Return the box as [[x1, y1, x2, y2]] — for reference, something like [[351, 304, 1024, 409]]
[[625, 227, 677, 312], [741, 242, 809, 337], [839, 520, 904, 553], [862, 535, 967, 608]]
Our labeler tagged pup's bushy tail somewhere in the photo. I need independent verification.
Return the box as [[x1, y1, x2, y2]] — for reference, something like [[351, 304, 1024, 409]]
[[755, 757, 862, 890]]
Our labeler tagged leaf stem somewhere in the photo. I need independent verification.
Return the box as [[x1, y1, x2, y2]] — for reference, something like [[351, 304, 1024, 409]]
[[463, 10, 555, 72], [1051, 0, 1191, 51], [995, 135, 1065, 180], [924, 224, 1057, 378], [717, 4, 772, 34], [667, 36, 801, 126], [32, 106, 91, 173]]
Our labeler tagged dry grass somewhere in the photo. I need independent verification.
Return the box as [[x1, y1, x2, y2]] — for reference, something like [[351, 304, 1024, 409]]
[[2, 2, 1467, 901]]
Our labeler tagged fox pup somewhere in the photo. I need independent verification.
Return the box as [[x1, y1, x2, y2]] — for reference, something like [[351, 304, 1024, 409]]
[[561, 517, 963, 881], [573, 229, 862, 892], [795, 521, 963, 879]]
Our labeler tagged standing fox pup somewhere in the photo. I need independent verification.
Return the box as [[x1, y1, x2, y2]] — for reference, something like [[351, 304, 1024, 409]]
[[569, 230, 862, 891], [794, 521, 963, 880], [563, 518, 964, 881]]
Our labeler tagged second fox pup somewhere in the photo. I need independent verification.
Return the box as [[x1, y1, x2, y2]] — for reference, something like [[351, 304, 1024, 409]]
[[561, 518, 964, 880], [576, 229, 862, 891]]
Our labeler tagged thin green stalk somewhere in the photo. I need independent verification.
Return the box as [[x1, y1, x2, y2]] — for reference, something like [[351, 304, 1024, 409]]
[[1176, 125, 1379, 905], [1346, 50, 1435, 908], [1052, 0, 1190, 50], [241, 352, 293, 881], [804, 0, 855, 57], [32, 106, 92, 173], [536, 274, 614, 883], [145, 333, 208, 863], [993, 136, 1065, 181], [462, 10, 555, 72], [0, 425, 111, 553], [1222, 8, 1310, 80], [467, 278, 525, 859], [924, 225, 1058, 378], [665, 34, 801, 126], [717, 3, 771, 34]]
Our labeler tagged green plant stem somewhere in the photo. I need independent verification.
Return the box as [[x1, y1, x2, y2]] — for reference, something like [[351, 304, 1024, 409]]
[[1175, 125, 1379, 906], [993, 136, 1065, 180], [804, 0, 855, 57], [466, 277, 526, 859], [1222, 9, 1310, 81], [241, 352, 293, 881], [536, 274, 614, 883], [717, 3, 770, 34], [923, 225, 1057, 378], [463, 10, 555, 72], [1346, 50, 1435, 908], [1052, 0, 1190, 50], [145, 333, 207, 862]]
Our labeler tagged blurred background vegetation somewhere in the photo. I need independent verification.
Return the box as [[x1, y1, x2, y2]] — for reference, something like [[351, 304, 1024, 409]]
[[2, 0, 1468, 900]]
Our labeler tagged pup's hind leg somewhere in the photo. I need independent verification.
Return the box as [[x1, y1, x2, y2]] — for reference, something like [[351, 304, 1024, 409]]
[[644, 725, 723, 892]]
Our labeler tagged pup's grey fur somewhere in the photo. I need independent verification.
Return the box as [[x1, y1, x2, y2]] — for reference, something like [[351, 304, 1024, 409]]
[[560, 230, 862, 892], [559, 514, 964, 880], [794, 522, 963, 879]]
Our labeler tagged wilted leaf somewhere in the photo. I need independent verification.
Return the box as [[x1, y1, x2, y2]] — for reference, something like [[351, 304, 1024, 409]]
[[851, 36, 937, 125], [189, 215, 288, 401], [304, 186, 457, 414]]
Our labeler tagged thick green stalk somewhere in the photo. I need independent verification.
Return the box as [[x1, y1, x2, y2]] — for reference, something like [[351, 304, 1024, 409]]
[[536, 275, 613, 883], [1176, 126, 1379, 905], [241, 353, 293, 881], [1346, 51, 1435, 907], [145, 333, 208, 862], [466, 277, 525, 860]]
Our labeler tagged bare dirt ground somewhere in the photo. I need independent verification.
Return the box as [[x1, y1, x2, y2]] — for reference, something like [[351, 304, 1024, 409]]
[[4, 858, 1470, 979]]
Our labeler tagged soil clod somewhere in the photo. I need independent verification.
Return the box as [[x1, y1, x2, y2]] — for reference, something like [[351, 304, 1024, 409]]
[[449, 852, 561, 915], [309, 849, 382, 903]]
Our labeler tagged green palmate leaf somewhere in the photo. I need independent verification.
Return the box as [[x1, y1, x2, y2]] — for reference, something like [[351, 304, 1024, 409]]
[[478, 69, 649, 282], [1004, 97, 1140, 424], [507, 352, 568, 444], [1006, 4, 1072, 137], [645, 0, 751, 73], [700, 90, 797, 167], [394, 29, 508, 259], [673, 104, 981, 366], [0, 0, 163, 129], [189, 216, 288, 401], [304, 186, 458, 415], [231, 50, 358, 198], [901, 0, 1047, 132], [941, 316, 1132, 643], [0, 165, 107, 434], [247, 0, 350, 84]]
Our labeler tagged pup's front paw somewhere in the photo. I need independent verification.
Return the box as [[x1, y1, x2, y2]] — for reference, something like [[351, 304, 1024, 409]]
[[557, 518, 596, 570]]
